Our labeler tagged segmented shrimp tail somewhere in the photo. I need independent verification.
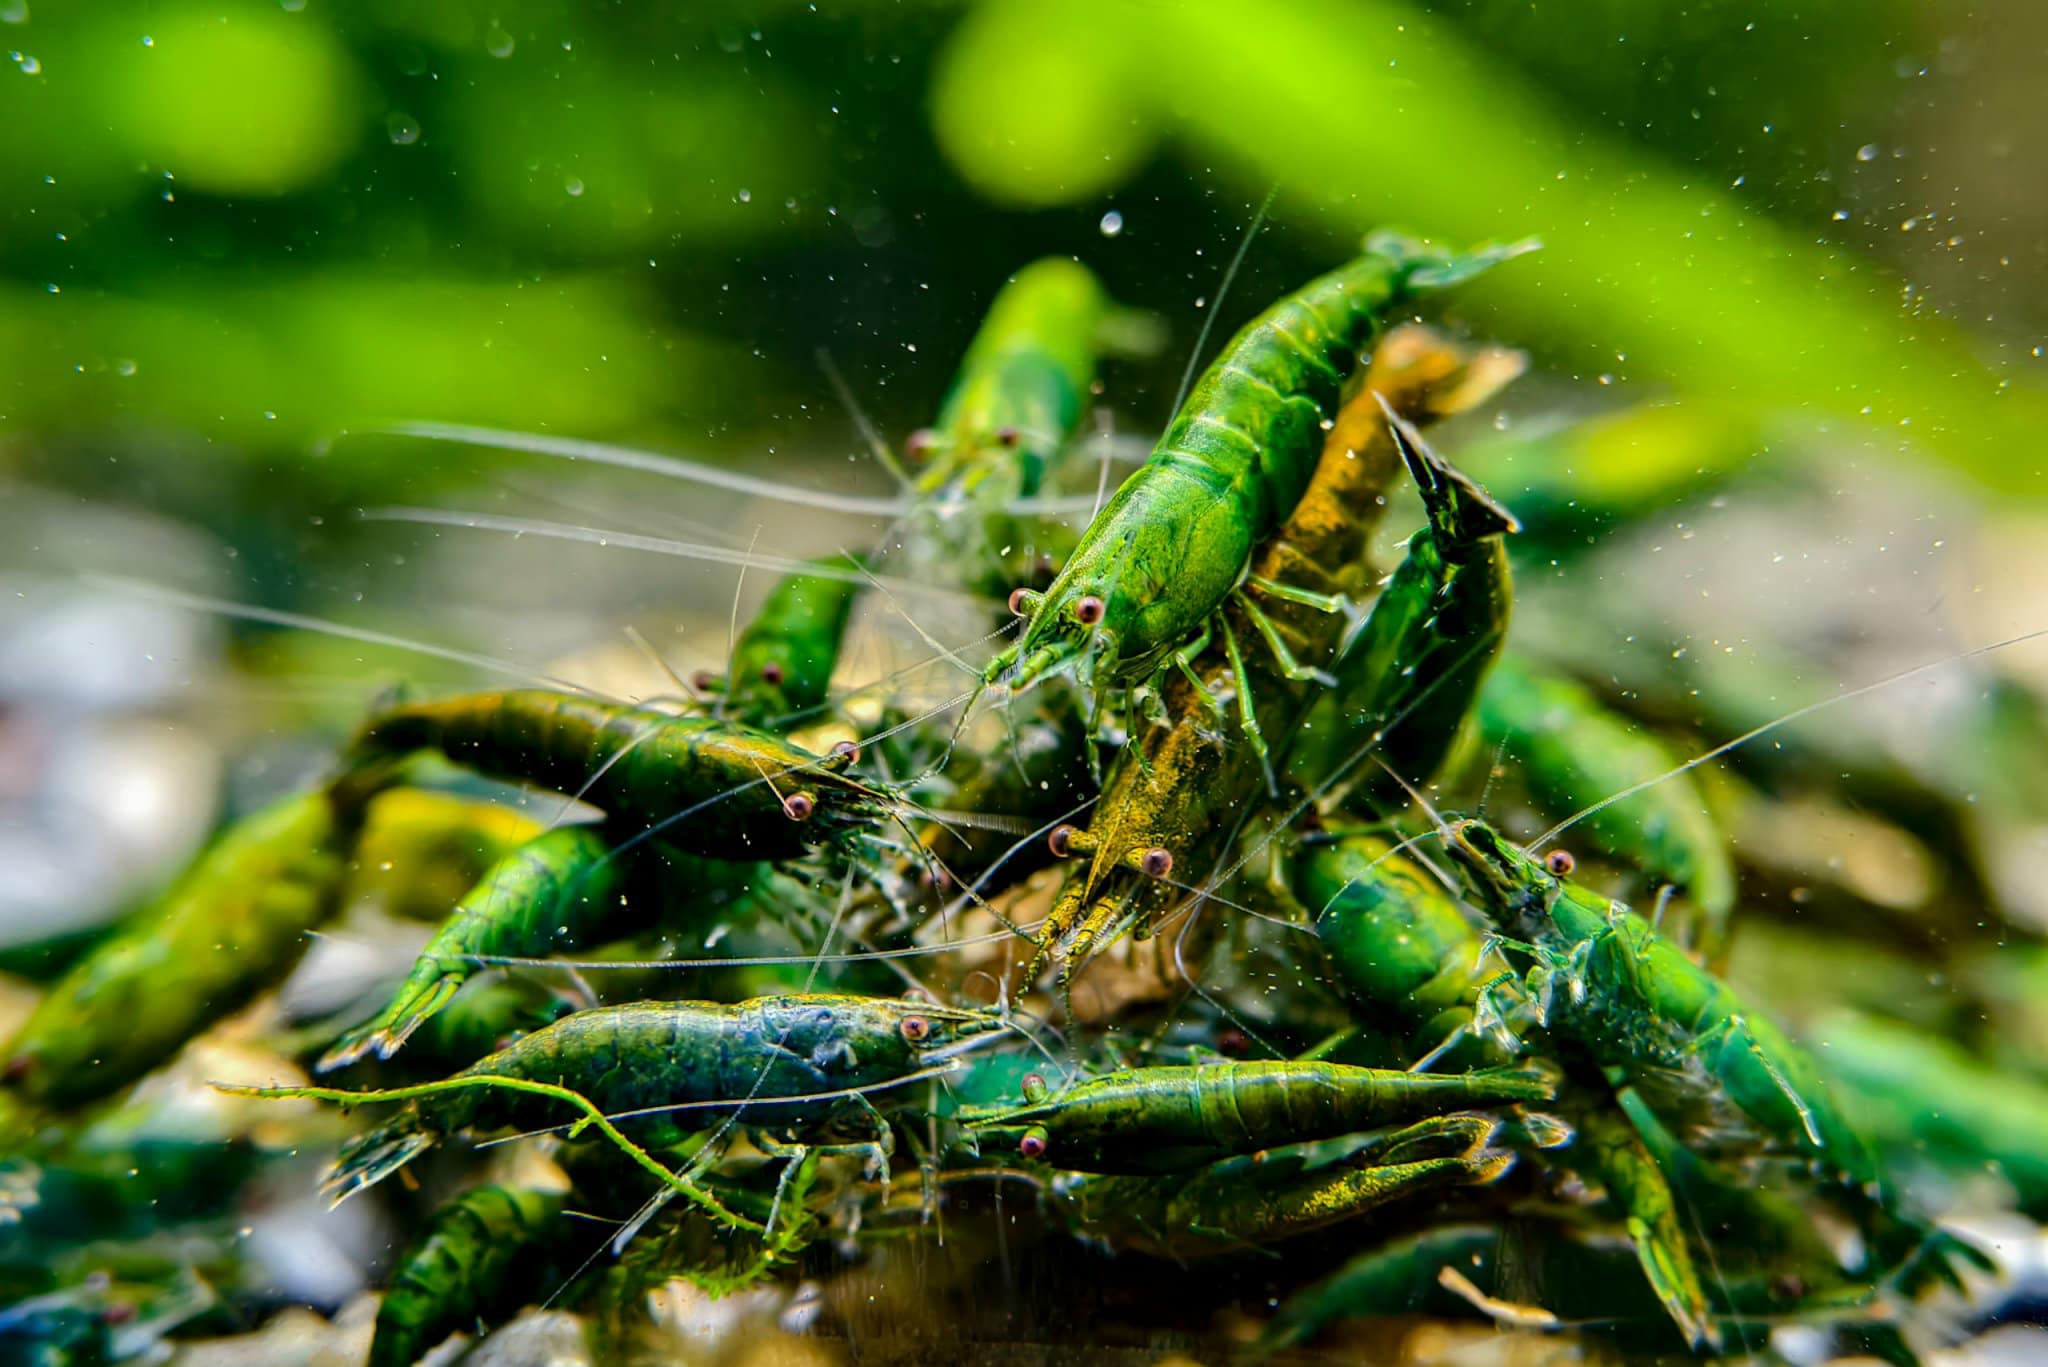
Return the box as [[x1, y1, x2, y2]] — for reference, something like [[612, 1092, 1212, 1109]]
[[315, 975, 463, 1073], [323, 1113, 437, 1204]]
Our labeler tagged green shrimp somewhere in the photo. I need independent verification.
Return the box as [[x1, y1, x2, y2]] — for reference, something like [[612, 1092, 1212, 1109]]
[[1475, 653, 1735, 948], [1290, 408, 1518, 811], [322, 823, 776, 1070], [315, 994, 1007, 1200], [962, 1058, 1553, 1173], [908, 257, 1121, 601], [1440, 819, 1881, 1194], [318, 825, 626, 1070], [343, 690, 890, 861], [987, 235, 1521, 699], [1032, 329, 1520, 985], [708, 554, 867, 729], [368, 1184, 567, 1367], [2, 790, 353, 1110], [1291, 832, 1518, 1069], [1054, 1113, 1515, 1260]]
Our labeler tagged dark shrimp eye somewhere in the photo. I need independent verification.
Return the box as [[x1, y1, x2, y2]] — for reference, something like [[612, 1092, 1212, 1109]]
[[1017, 1127, 1049, 1159], [1139, 847, 1173, 879], [996, 425, 1021, 447], [1217, 1028, 1250, 1057], [1008, 587, 1034, 617], [783, 792, 816, 822], [2, 1056, 30, 1083], [1021, 1072, 1049, 1102], [1048, 825, 1080, 858], [760, 661, 785, 686], [1072, 595, 1105, 626], [899, 1015, 931, 1043], [691, 669, 716, 692], [1545, 850, 1576, 877], [830, 739, 861, 764]]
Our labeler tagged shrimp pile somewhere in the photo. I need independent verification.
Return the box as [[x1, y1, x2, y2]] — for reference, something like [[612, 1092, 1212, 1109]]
[[8, 240, 2048, 1367]]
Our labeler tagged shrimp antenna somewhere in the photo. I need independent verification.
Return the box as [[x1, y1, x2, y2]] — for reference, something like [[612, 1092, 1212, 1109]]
[[1169, 181, 1279, 418], [817, 348, 914, 490], [361, 507, 997, 612], [85, 574, 600, 698], [1531, 618, 2048, 851], [364, 421, 917, 517]]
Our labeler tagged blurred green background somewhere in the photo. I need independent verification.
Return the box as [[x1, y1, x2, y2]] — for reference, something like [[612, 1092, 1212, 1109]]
[[5, 0, 2044, 551]]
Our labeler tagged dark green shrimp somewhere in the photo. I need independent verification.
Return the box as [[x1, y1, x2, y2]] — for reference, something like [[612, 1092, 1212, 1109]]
[[962, 1058, 1552, 1173], [1476, 653, 1735, 951], [2, 789, 355, 1110], [1033, 330, 1520, 985], [1441, 818, 1882, 1195], [1054, 1113, 1516, 1260], [1290, 407, 1519, 811], [368, 1184, 567, 1367], [987, 235, 1523, 698], [315, 994, 1007, 1199], [708, 553, 867, 729], [343, 690, 889, 861]]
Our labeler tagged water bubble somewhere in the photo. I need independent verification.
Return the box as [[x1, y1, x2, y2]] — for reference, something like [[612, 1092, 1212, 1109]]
[[115, 358, 137, 377], [485, 24, 514, 58], [1098, 210, 1124, 237], [386, 112, 420, 145], [564, 176, 585, 197], [737, 187, 751, 203], [10, 51, 40, 74], [279, 0, 306, 10], [0, 3, 28, 25], [1856, 143, 1879, 162]]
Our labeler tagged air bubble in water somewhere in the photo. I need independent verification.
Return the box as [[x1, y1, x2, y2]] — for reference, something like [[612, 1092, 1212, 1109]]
[[0, 3, 27, 25], [11, 51, 40, 74], [386, 113, 421, 145], [485, 24, 515, 58], [565, 176, 585, 197], [1099, 210, 1124, 237], [1856, 143, 1879, 161]]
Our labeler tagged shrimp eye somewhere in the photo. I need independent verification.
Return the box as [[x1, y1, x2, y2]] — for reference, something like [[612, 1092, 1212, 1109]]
[[783, 792, 817, 822], [1072, 595, 1105, 626], [830, 739, 861, 765], [2, 1056, 30, 1084], [760, 661, 785, 686], [1217, 1028, 1250, 1057], [899, 1015, 931, 1043], [905, 428, 939, 461], [1048, 824, 1081, 858], [1008, 587, 1035, 618], [1021, 1072, 1049, 1102], [1139, 847, 1173, 879], [691, 669, 717, 692], [1017, 1127, 1049, 1160], [1544, 850, 1576, 877], [996, 425, 1021, 447]]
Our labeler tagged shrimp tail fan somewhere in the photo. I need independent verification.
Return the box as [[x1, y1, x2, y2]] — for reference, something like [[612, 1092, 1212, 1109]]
[[322, 1112, 436, 1205]]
